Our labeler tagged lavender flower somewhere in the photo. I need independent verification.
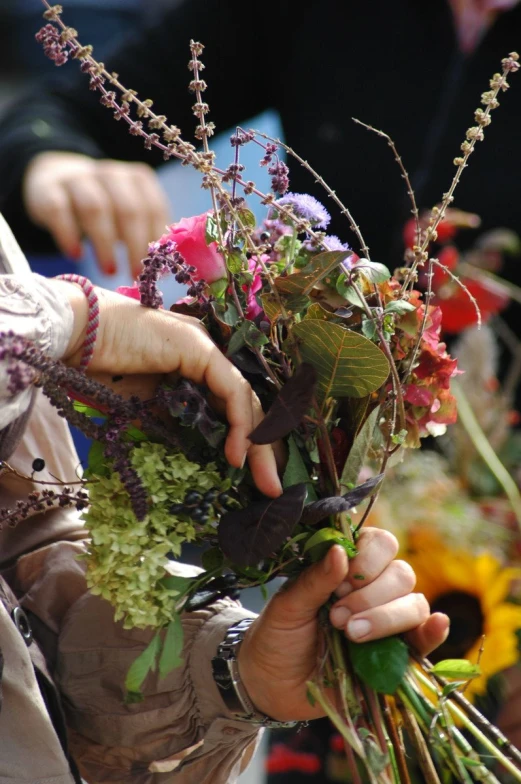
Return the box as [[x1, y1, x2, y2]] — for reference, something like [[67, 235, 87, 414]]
[[35, 23, 70, 66], [276, 193, 331, 229], [268, 161, 290, 195], [103, 428, 149, 521]]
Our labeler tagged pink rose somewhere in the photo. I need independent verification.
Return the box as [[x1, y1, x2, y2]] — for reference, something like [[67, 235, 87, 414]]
[[243, 256, 264, 320], [161, 212, 226, 283]]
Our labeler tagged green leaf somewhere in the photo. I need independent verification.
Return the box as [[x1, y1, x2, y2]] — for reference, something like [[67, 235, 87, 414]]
[[85, 439, 109, 478], [209, 278, 228, 299], [347, 636, 409, 694], [353, 259, 391, 284], [390, 429, 408, 445], [261, 293, 284, 322], [226, 250, 245, 275], [73, 400, 105, 419], [384, 299, 417, 315], [159, 614, 184, 680], [283, 435, 318, 500], [441, 682, 466, 698], [341, 286, 367, 308], [290, 320, 389, 401], [159, 575, 195, 595], [201, 547, 225, 572], [124, 425, 148, 443], [237, 207, 257, 229], [340, 406, 380, 491], [303, 527, 357, 562], [304, 303, 338, 321], [205, 214, 220, 244], [125, 632, 161, 694], [361, 317, 378, 341], [211, 300, 239, 327], [227, 321, 268, 356], [260, 584, 268, 602], [431, 659, 482, 680], [460, 758, 483, 768], [275, 250, 352, 296]]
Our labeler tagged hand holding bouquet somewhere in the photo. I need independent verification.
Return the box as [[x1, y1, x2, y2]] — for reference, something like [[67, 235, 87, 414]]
[[2, 3, 521, 780]]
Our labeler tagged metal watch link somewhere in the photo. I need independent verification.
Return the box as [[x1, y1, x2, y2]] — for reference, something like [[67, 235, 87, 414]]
[[211, 617, 298, 728]]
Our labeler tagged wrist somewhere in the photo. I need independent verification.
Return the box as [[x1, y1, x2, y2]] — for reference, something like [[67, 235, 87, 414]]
[[50, 278, 90, 362], [213, 618, 297, 728]]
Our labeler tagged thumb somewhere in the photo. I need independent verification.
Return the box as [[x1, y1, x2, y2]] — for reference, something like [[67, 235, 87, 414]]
[[267, 545, 349, 628]]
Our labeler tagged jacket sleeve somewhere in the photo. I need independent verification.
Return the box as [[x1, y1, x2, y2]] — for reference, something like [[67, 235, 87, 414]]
[[15, 539, 262, 784], [0, 272, 73, 429], [0, 0, 276, 252]]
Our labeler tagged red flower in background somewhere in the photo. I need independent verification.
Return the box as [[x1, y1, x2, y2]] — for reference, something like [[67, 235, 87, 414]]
[[266, 744, 321, 775], [428, 246, 509, 334], [403, 215, 510, 334]]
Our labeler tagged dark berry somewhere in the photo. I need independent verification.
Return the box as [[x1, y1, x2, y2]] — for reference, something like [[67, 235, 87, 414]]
[[169, 503, 184, 515], [203, 489, 218, 502], [200, 501, 212, 513], [184, 491, 202, 505], [32, 458, 45, 473], [218, 493, 231, 506]]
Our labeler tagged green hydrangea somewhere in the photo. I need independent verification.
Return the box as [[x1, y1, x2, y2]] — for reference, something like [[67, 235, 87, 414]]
[[82, 442, 224, 629]]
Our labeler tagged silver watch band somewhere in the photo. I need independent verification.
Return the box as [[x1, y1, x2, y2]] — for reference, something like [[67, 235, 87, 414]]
[[211, 618, 298, 729]]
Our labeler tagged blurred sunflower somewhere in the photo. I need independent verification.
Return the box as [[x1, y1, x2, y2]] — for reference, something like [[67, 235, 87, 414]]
[[404, 529, 521, 701]]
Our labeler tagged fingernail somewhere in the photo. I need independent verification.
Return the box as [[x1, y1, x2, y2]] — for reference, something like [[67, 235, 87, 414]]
[[69, 244, 83, 261], [330, 606, 352, 628], [347, 618, 372, 640], [239, 452, 246, 470], [335, 582, 353, 599]]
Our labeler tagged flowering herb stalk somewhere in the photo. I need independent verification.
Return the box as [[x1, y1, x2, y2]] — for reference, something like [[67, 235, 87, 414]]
[[2, 3, 520, 779]]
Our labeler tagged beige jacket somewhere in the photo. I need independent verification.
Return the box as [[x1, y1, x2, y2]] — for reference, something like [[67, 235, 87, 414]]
[[0, 216, 259, 783]]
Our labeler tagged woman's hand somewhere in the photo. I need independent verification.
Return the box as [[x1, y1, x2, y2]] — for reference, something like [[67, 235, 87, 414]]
[[54, 281, 282, 498], [23, 152, 169, 277], [237, 528, 449, 722]]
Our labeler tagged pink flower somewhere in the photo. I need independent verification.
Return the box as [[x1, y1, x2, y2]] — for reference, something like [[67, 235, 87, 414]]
[[243, 256, 264, 320], [161, 212, 226, 283], [116, 283, 141, 300]]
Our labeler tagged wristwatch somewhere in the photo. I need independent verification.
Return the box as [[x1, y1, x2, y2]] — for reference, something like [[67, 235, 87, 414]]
[[211, 617, 298, 728]]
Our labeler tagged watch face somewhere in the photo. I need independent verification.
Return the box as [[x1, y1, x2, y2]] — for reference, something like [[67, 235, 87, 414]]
[[211, 657, 234, 689]]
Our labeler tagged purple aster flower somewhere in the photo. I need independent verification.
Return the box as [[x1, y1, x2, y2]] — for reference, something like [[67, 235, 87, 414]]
[[303, 234, 351, 254], [275, 193, 331, 229], [323, 235, 351, 252]]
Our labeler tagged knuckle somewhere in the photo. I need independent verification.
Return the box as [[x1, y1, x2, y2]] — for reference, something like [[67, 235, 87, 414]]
[[393, 559, 416, 591], [360, 526, 399, 558], [116, 201, 140, 222], [132, 161, 155, 178], [413, 592, 430, 618], [41, 191, 65, 215], [79, 195, 106, 220]]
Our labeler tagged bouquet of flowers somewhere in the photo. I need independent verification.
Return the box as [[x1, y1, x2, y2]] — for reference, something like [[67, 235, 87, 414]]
[[2, 2, 521, 780]]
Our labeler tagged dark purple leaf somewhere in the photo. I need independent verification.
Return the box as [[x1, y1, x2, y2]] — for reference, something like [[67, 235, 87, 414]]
[[300, 474, 384, 526], [231, 349, 266, 376], [218, 484, 308, 566], [248, 363, 317, 445]]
